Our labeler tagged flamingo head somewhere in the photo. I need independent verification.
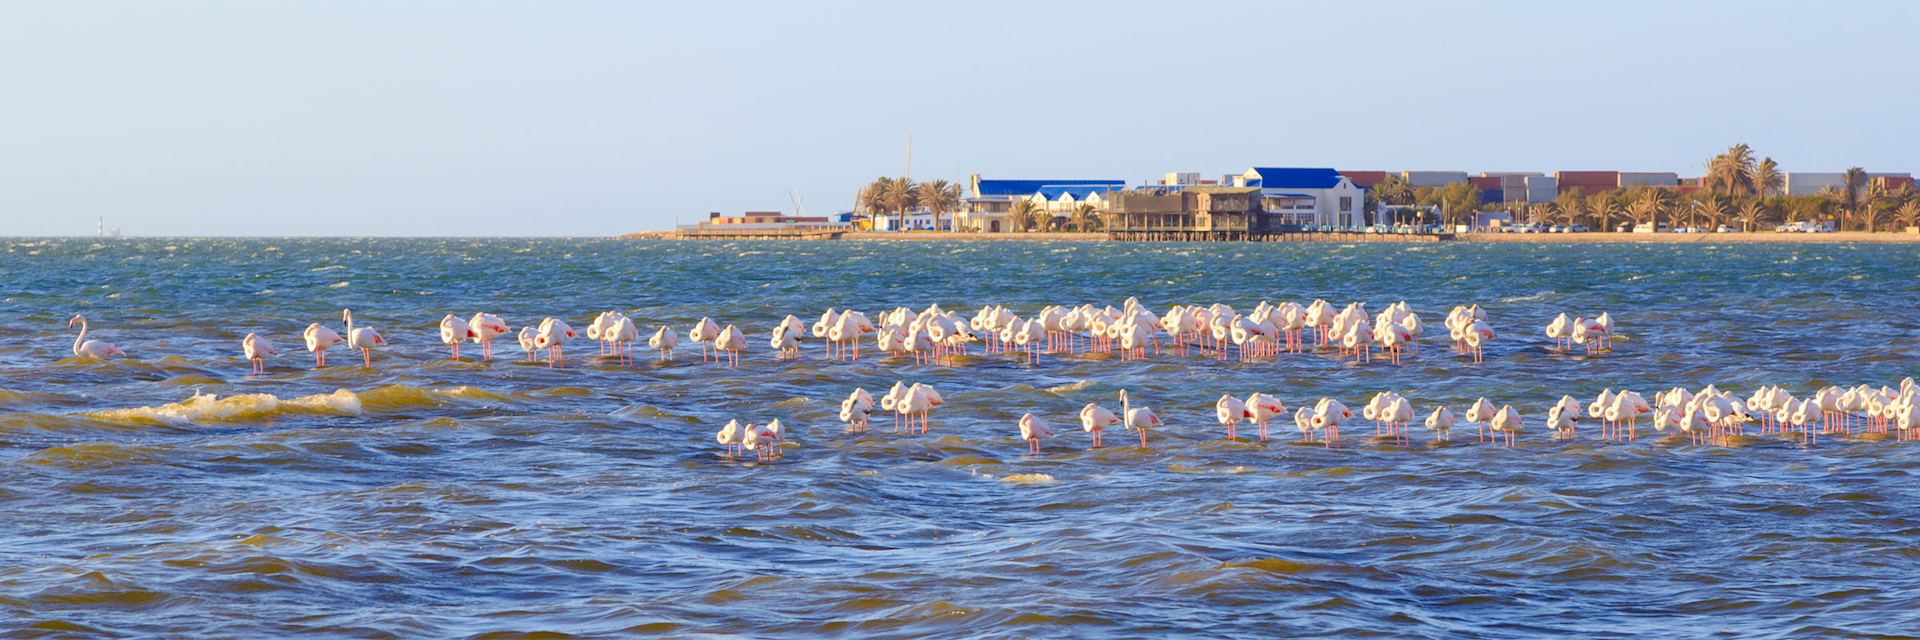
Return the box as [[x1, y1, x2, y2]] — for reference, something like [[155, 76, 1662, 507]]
[[68, 314, 85, 327]]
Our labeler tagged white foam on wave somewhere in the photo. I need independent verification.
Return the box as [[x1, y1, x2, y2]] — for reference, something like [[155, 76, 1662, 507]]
[[89, 390, 364, 425]]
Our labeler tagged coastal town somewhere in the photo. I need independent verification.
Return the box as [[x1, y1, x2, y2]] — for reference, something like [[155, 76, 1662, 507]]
[[674, 145, 1919, 241]]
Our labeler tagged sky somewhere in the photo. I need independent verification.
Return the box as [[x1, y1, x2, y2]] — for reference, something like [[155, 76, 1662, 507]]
[[0, 0, 1914, 236]]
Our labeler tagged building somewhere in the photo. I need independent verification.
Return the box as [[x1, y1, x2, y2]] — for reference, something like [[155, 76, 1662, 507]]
[[1233, 167, 1367, 227], [957, 174, 1126, 232], [1619, 172, 1680, 187], [1783, 172, 1846, 196], [1338, 170, 1389, 189], [1402, 171, 1470, 188], [1107, 186, 1263, 237], [697, 211, 837, 228], [1556, 171, 1619, 196], [871, 211, 941, 231]]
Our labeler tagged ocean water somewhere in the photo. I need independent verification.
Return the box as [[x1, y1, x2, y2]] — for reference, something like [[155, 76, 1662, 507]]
[[3, 237, 1919, 638]]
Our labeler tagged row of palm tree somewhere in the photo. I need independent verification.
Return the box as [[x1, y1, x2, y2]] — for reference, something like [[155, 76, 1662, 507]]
[[854, 177, 962, 231], [1520, 183, 1920, 232], [1001, 201, 1105, 232]]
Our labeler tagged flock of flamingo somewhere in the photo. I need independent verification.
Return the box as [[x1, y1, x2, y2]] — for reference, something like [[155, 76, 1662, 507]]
[[707, 378, 1920, 460], [60, 300, 1611, 371], [58, 302, 1913, 454]]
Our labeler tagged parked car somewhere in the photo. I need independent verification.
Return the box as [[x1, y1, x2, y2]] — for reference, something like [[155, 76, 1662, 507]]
[[1567, 224, 1591, 233], [1715, 225, 1735, 233], [1550, 225, 1567, 233]]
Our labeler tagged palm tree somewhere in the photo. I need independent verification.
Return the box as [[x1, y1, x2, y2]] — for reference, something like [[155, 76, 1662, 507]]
[[1736, 199, 1768, 232], [1860, 202, 1884, 232], [1693, 197, 1728, 230], [1589, 194, 1616, 232], [855, 177, 889, 229], [1554, 188, 1586, 224], [1006, 200, 1040, 233], [1528, 203, 1555, 226], [1841, 167, 1868, 224], [1752, 157, 1782, 197], [917, 180, 961, 233], [1068, 203, 1103, 232], [876, 177, 919, 231], [1707, 144, 1757, 195], [1897, 200, 1920, 231]]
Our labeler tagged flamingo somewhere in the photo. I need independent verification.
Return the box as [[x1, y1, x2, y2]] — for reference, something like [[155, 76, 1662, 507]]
[[1309, 398, 1352, 448], [302, 320, 344, 368], [898, 383, 942, 434], [1547, 403, 1578, 439], [839, 388, 874, 431], [716, 419, 742, 457], [607, 315, 639, 366], [1490, 405, 1522, 447], [879, 381, 910, 433], [438, 314, 470, 360], [1593, 312, 1615, 352], [1216, 394, 1247, 441], [1462, 320, 1494, 364], [467, 312, 511, 361], [1545, 313, 1572, 351], [1425, 406, 1456, 441], [342, 309, 386, 368], [741, 422, 768, 462], [65, 315, 126, 360], [1119, 389, 1161, 449], [1079, 401, 1119, 449], [1466, 397, 1497, 442], [517, 326, 539, 363], [770, 323, 801, 360], [763, 418, 785, 456], [689, 317, 721, 362], [647, 325, 679, 361], [1245, 392, 1286, 442], [1603, 391, 1652, 441], [714, 324, 747, 367], [1018, 413, 1054, 455], [534, 317, 575, 367], [241, 332, 277, 374]]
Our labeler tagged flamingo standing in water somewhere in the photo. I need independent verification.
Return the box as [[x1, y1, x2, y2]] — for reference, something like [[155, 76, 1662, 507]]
[[303, 320, 344, 368], [1309, 398, 1352, 448], [1545, 313, 1572, 351], [716, 419, 742, 457], [517, 326, 539, 363], [606, 315, 639, 366], [1119, 390, 1161, 449], [342, 309, 386, 368], [1462, 320, 1494, 364], [1425, 406, 1456, 441], [839, 388, 874, 431], [647, 325, 678, 361], [1018, 413, 1054, 454], [1465, 397, 1497, 442], [1489, 405, 1522, 447], [65, 315, 126, 360], [534, 317, 575, 367], [438, 314, 470, 360], [898, 383, 943, 434], [1216, 394, 1247, 441], [241, 332, 277, 374], [689, 317, 721, 362], [1079, 401, 1119, 449], [1245, 392, 1286, 441], [714, 324, 747, 367], [467, 313, 510, 361]]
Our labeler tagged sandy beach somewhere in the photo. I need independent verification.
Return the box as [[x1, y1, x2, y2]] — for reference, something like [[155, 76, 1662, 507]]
[[633, 230, 1920, 244]]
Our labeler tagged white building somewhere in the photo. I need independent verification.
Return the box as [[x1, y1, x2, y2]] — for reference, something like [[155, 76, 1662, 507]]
[[1234, 167, 1367, 227], [957, 175, 1126, 232]]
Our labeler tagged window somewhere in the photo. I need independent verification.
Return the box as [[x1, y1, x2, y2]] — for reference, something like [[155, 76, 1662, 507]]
[[1340, 196, 1353, 212]]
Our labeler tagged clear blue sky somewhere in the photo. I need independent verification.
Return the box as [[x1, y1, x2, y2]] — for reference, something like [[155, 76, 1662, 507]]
[[1, 0, 1913, 236]]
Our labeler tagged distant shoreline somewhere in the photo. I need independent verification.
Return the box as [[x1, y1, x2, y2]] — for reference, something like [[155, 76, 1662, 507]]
[[623, 230, 1920, 244]]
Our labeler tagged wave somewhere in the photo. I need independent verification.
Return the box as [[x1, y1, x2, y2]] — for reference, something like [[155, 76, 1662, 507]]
[[83, 385, 507, 426]]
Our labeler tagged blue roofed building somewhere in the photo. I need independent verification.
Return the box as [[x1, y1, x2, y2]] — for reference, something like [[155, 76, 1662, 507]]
[[1234, 167, 1367, 227], [959, 174, 1126, 232]]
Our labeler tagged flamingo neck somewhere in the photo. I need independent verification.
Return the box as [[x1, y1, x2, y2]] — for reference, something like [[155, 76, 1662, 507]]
[[72, 321, 87, 356]]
